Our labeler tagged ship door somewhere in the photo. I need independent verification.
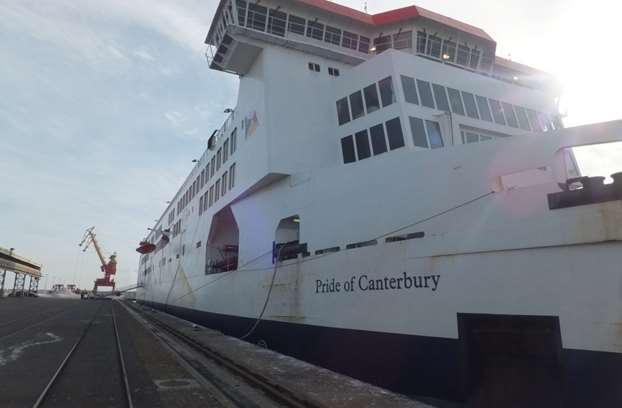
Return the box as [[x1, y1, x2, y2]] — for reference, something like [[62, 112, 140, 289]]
[[205, 206, 239, 274], [459, 314, 562, 408], [274, 215, 305, 261]]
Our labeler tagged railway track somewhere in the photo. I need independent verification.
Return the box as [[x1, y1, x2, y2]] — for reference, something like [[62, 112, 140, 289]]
[[32, 301, 134, 408], [123, 301, 322, 408]]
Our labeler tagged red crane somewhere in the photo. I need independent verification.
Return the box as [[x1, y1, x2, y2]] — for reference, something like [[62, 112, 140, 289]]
[[79, 227, 117, 293]]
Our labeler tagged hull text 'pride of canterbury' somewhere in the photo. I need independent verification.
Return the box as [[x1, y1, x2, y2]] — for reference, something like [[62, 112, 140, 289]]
[[315, 272, 441, 294]]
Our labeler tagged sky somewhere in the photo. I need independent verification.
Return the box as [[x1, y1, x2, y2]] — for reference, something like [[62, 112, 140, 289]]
[[1, 0, 620, 290]]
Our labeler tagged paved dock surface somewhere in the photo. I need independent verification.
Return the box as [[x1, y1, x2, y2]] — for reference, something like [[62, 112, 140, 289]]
[[0, 297, 433, 407]]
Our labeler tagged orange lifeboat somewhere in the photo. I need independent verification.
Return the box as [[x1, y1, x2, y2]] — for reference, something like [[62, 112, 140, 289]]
[[136, 241, 156, 254]]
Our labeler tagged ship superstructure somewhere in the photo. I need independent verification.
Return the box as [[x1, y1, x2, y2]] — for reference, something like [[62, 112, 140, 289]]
[[137, 1, 622, 406]]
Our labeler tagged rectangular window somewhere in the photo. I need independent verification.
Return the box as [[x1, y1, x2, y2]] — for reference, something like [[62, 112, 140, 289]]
[[210, 157, 215, 178], [342, 31, 358, 50], [247, 3, 267, 32], [200, 169, 205, 188], [425, 120, 444, 148], [354, 129, 371, 160], [416, 79, 435, 109], [199, 196, 204, 215], [267, 9, 286, 36], [526, 109, 543, 132], [409, 116, 428, 148], [469, 48, 481, 70], [215, 180, 221, 201], [223, 139, 229, 163], [341, 135, 356, 163], [229, 163, 235, 189], [401, 75, 418, 105], [475, 95, 493, 122], [328, 67, 340, 77], [324, 26, 341, 45], [369, 123, 387, 155], [217, 148, 222, 170], [462, 92, 480, 119], [501, 102, 519, 128], [287, 15, 305, 35], [416, 31, 427, 54], [432, 84, 450, 112], [306, 21, 324, 41], [514, 106, 531, 131], [230, 129, 237, 155], [385, 118, 405, 150], [237, 0, 247, 27], [363, 83, 380, 114], [378, 76, 395, 107], [221, 172, 228, 196], [209, 186, 214, 207], [373, 35, 392, 53], [393, 31, 412, 49], [457, 44, 470, 66], [441, 40, 456, 62], [308, 62, 320, 72], [426, 35, 442, 58], [488, 99, 506, 125], [447, 88, 465, 115], [358, 36, 370, 53], [349, 91, 365, 119], [336, 97, 351, 125]]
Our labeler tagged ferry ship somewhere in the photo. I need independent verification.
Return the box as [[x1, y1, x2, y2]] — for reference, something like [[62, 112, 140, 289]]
[[136, 1, 622, 406]]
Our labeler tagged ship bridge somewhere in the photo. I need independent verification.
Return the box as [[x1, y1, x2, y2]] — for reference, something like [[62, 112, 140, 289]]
[[0, 246, 42, 296], [206, 0, 554, 90]]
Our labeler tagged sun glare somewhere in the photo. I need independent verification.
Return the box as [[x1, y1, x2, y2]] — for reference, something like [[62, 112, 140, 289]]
[[550, 0, 622, 178]]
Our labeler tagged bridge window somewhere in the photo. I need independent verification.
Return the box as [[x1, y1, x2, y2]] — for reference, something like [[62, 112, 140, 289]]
[[364, 83, 380, 114], [447, 88, 465, 115], [355, 129, 371, 160], [416, 31, 427, 54], [426, 35, 442, 58], [359, 36, 370, 53], [217, 148, 222, 170], [416, 79, 435, 109], [342, 31, 358, 50], [267, 9, 286, 37], [369, 124, 387, 155], [223, 139, 229, 163], [287, 15, 306, 35], [215, 180, 221, 201], [247, 3, 267, 32], [457, 44, 470, 66], [236, 0, 247, 27], [476, 95, 493, 122], [469, 49, 481, 69], [432, 84, 450, 112], [341, 135, 356, 164], [373, 35, 392, 53], [462, 92, 480, 119], [393, 31, 412, 50], [306, 21, 324, 41], [221, 172, 228, 196], [350, 91, 365, 119], [386, 117, 405, 150], [209, 186, 214, 207], [378, 76, 395, 107], [442, 40, 456, 62], [230, 128, 237, 155], [324, 26, 341, 45], [336, 97, 350, 125], [401, 75, 419, 105]]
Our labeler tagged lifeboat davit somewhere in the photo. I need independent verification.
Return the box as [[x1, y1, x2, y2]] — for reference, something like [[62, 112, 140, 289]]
[[136, 241, 156, 254]]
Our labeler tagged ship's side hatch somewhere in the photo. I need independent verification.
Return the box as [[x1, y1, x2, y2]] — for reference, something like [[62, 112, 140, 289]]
[[274, 215, 307, 261], [458, 314, 562, 408], [205, 206, 239, 274]]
